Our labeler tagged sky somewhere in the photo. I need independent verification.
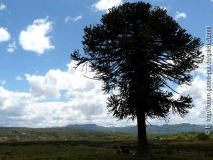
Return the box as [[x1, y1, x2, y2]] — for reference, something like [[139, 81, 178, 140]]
[[0, 0, 212, 128]]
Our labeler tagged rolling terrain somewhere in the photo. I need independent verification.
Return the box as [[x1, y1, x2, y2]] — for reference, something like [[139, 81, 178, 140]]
[[65, 123, 211, 135]]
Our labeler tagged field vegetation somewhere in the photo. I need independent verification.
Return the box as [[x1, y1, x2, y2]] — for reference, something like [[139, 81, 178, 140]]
[[0, 128, 212, 159]]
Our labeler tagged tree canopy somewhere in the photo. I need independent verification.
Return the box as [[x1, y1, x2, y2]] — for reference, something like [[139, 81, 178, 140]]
[[71, 2, 204, 121]]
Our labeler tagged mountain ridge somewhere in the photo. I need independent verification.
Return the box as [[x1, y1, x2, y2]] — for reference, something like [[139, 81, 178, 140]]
[[64, 123, 211, 135]]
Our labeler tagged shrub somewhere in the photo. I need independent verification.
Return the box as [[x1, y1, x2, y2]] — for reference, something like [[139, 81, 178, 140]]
[[196, 133, 209, 141], [175, 134, 185, 139], [187, 134, 196, 139], [147, 134, 160, 139]]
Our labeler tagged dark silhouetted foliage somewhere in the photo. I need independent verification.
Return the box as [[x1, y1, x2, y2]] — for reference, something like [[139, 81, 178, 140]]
[[71, 1, 204, 156], [196, 133, 209, 141]]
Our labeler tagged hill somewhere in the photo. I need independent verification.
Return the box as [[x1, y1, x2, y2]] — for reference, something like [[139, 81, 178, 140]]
[[65, 123, 210, 135]]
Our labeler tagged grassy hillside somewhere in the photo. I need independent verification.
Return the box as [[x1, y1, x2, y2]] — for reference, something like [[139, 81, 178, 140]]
[[0, 126, 212, 143], [65, 123, 212, 135], [0, 127, 137, 142], [0, 138, 212, 159], [0, 127, 212, 159]]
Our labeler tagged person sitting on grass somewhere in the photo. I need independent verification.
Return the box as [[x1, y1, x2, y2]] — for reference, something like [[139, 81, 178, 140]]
[[126, 148, 129, 154], [116, 148, 120, 154], [122, 148, 126, 154], [120, 147, 125, 154]]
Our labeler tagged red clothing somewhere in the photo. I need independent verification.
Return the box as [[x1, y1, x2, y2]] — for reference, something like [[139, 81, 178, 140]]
[[116, 149, 120, 154]]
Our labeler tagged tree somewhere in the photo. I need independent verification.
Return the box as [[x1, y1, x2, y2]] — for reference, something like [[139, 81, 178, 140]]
[[70, 1, 204, 157]]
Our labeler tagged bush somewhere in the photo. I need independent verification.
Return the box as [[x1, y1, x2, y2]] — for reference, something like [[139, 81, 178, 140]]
[[196, 133, 209, 141], [155, 135, 160, 139], [175, 134, 185, 139], [187, 134, 196, 139], [147, 134, 160, 139]]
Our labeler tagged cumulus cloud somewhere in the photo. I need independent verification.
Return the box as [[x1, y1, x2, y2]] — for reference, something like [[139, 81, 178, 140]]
[[159, 6, 170, 11], [25, 61, 100, 99], [0, 87, 41, 126], [0, 27, 11, 42], [174, 11, 187, 20], [171, 76, 207, 124], [0, 58, 209, 127], [19, 17, 55, 55], [7, 48, 14, 53], [7, 41, 17, 53], [0, 2, 6, 11], [24, 60, 111, 123], [65, 15, 82, 23], [16, 76, 23, 81], [92, 0, 122, 12], [0, 80, 6, 85], [0, 61, 134, 127], [25, 72, 61, 99]]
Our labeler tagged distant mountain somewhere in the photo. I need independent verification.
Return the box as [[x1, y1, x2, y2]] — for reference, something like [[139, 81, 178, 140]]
[[146, 123, 208, 135], [65, 123, 211, 135], [66, 124, 103, 130], [103, 124, 126, 127]]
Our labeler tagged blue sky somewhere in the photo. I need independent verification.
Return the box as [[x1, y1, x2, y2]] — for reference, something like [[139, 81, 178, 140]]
[[0, 0, 212, 127]]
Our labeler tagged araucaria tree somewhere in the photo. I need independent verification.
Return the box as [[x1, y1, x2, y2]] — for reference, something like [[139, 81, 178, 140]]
[[71, 1, 204, 156]]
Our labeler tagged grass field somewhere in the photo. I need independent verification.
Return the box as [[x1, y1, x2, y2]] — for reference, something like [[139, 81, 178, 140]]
[[0, 139, 213, 160], [0, 127, 212, 159], [0, 127, 137, 142]]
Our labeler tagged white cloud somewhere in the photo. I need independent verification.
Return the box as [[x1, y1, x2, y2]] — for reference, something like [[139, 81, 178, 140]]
[[9, 41, 17, 48], [7, 41, 17, 53], [170, 76, 207, 124], [0, 87, 39, 125], [25, 61, 99, 99], [0, 61, 135, 127], [16, 76, 23, 81], [73, 15, 82, 21], [0, 88, 121, 127], [175, 11, 187, 20], [0, 80, 6, 85], [0, 27, 11, 42], [19, 17, 55, 55], [65, 15, 82, 23], [0, 2, 6, 11], [92, 0, 123, 12], [22, 60, 133, 126], [160, 6, 170, 11], [0, 58, 209, 127], [25, 72, 61, 99], [65, 16, 70, 23], [7, 48, 14, 53]]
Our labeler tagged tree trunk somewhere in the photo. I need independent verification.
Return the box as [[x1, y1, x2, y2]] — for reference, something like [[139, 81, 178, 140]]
[[136, 109, 151, 157]]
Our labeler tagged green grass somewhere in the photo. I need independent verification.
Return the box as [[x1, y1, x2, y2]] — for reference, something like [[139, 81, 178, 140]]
[[0, 140, 142, 160], [0, 127, 212, 159], [0, 127, 137, 142], [0, 139, 212, 160]]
